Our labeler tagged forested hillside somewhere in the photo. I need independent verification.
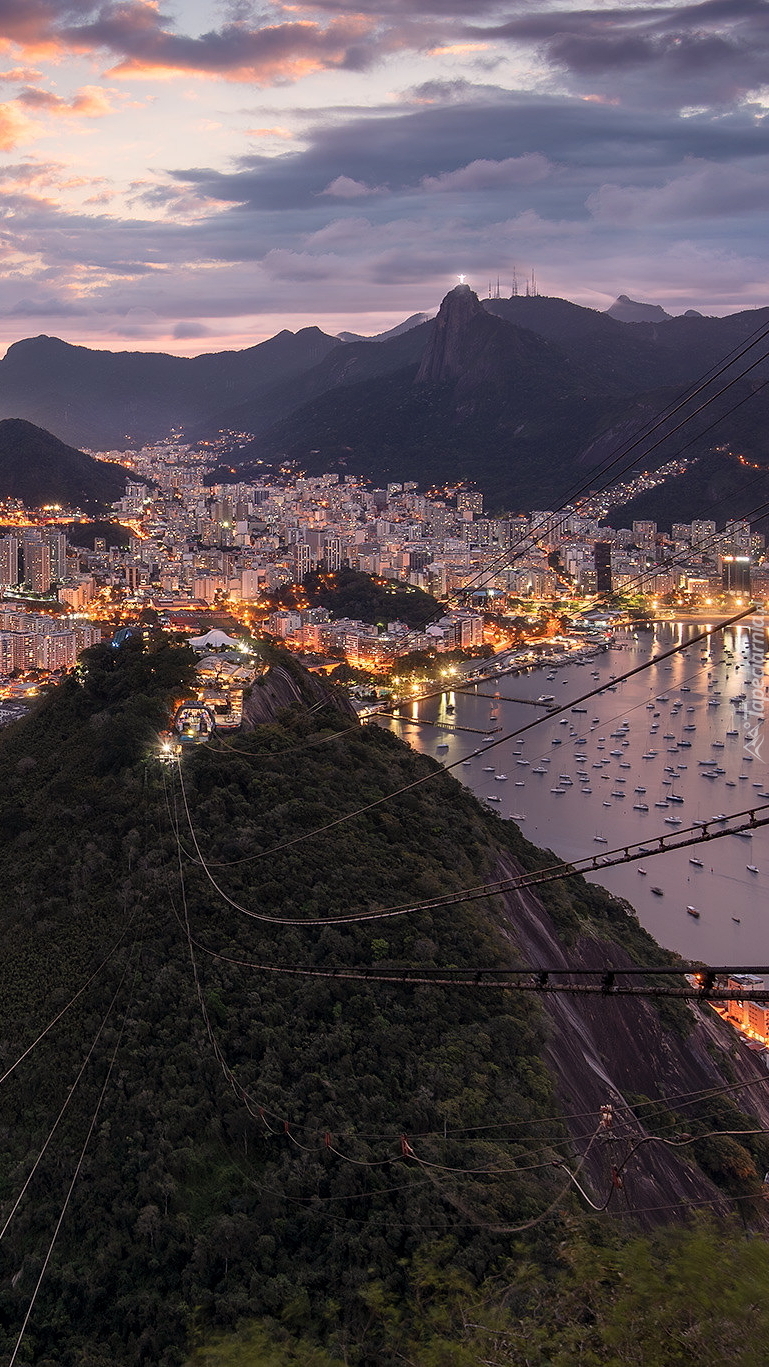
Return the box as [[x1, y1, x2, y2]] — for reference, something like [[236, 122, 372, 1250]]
[[1, 637, 769, 1365]]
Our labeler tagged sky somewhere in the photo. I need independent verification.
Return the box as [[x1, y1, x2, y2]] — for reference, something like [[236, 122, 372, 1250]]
[[0, 0, 766, 354]]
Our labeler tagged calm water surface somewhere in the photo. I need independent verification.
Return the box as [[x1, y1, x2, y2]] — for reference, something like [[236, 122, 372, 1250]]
[[376, 621, 769, 963]]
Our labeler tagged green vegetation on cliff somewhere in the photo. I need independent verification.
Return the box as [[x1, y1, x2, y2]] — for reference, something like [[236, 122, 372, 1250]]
[[0, 636, 767, 1366]]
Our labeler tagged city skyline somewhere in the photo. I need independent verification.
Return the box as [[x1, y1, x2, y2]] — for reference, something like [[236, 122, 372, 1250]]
[[0, 0, 766, 354]]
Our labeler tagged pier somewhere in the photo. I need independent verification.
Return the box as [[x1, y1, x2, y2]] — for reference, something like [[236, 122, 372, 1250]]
[[457, 689, 557, 708], [378, 711, 501, 735]]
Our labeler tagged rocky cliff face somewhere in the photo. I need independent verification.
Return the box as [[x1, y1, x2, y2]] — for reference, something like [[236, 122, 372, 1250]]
[[414, 283, 591, 411], [415, 284, 490, 384], [497, 849, 769, 1222], [242, 661, 357, 728]]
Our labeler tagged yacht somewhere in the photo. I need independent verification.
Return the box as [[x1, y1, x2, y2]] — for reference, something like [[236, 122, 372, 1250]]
[[689, 857, 704, 867]]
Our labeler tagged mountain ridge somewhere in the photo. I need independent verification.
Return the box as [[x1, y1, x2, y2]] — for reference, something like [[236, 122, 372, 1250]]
[[0, 417, 131, 509], [1, 292, 769, 521]]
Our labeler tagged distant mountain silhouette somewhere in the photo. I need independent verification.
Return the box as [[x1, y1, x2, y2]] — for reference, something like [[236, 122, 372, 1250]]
[[0, 328, 340, 450], [1, 289, 769, 521], [194, 320, 433, 445], [0, 419, 130, 509], [337, 312, 430, 343]]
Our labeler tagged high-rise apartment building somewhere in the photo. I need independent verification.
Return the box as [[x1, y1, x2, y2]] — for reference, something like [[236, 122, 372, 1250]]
[[22, 531, 52, 593], [594, 542, 612, 593], [457, 491, 483, 516], [0, 534, 20, 588]]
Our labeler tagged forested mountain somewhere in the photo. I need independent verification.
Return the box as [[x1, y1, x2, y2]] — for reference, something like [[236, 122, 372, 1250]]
[[229, 288, 769, 517], [0, 418, 131, 510], [2, 635, 769, 1364]]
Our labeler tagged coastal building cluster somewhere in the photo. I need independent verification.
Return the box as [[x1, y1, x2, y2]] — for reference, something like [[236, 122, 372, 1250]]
[[0, 437, 766, 693], [714, 976, 769, 1064]]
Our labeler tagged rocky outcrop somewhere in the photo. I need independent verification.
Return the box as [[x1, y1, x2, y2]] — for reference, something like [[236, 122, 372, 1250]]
[[496, 850, 769, 1224], [415, 285, 493, 384], [241, 661, 357, 728], [606, 294, 673, 323]]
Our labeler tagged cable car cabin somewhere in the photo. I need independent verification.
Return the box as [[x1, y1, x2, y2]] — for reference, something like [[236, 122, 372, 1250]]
[[172, 702, 216, 744]]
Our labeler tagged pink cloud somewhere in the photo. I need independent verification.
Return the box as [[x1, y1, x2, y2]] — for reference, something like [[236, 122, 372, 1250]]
[[421, 153, 552, 192], [0, 99, 34, 148], [61, 6, 377, 84], [17, 83, 114, 116], [320, 175, 384, 198]]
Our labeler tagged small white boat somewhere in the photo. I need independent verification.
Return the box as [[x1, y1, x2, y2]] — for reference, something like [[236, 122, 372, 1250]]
[[689, 858, 703, 867], [594, 835, 608, 843], [486, 794, 501, 802], [747, 864, 760, 873]]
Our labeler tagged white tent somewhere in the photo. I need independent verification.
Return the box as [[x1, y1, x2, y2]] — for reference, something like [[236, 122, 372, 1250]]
[[188, 628, 240, 651]]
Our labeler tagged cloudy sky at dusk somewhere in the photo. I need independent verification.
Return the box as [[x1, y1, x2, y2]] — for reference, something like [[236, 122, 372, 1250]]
[[0, 0, 766, 353]]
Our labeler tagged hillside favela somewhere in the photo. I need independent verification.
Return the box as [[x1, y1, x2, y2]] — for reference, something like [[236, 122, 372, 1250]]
[[7, 280, 769, 1367]]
